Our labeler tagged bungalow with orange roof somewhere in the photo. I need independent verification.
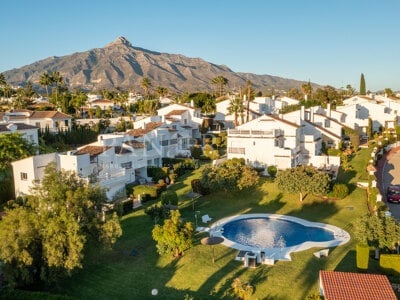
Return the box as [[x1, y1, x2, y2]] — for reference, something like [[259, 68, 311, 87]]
[[319, 270, 397, 300], [0, 109, 72, 132]]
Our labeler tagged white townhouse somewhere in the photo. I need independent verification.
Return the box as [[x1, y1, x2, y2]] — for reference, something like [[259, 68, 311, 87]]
[[0, 109, 72, 132], [336, 95, 400, 133], [284, 105, 343, 150], [227, 114, 301, 169], [0, 122, 39, 148]]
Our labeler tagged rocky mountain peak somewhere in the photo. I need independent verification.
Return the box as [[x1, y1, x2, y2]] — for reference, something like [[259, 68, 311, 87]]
[[105, 36, 132, 48]]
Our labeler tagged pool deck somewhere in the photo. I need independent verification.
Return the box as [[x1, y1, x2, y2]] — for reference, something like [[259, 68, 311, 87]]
[[207, 213, 350, 262]]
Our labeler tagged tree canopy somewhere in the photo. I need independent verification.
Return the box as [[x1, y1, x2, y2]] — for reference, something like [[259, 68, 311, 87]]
[[152, 210, 194, 257], [0, 163, 122, 288], [200, 158, 259, 192], [353, 212, 400, 251], [275, 165, 330, 202], [0, 132, 36, 172], [359, 73, 366, 96]]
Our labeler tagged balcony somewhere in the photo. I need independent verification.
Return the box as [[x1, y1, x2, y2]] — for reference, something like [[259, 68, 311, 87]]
[[228, 147, 245, 154], [228, 129, 283, 137]]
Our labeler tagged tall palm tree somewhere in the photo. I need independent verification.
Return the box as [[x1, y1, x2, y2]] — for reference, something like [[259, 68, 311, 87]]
[[211, 76, 229, 97], [245, 80, 255, 122], [301, 81, 312, 100], [51, 71, 63, 104], [227, 96, 244, 127], [71, 89, 88, 117], [39, 72, 52, 97], [155, 86, 168, 98], [141, 77, 152, 99]]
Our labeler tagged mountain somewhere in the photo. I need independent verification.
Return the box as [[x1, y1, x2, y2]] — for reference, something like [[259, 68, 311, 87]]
[[3, 36, 315, 93]]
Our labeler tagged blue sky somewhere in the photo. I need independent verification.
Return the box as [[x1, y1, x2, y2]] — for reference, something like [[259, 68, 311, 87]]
[[1, 0, 399, 91]]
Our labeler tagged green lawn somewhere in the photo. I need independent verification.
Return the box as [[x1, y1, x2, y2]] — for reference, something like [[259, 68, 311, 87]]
[[36, 149, 374, 299]]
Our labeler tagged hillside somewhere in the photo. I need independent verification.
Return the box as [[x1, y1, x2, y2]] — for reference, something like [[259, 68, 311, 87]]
[[3, 36, 315, 93]]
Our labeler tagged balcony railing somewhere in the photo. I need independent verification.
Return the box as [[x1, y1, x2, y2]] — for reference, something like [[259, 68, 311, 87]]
[[228, 129, 282, 137], [228, 147, 245, 154]]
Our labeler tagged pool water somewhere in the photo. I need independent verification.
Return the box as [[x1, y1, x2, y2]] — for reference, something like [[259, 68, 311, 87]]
[[222, 217, 335, 248]]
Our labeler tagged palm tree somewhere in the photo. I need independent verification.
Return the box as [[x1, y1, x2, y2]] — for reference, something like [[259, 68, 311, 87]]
[[141, 77, 152, 99], [202, 97, 216, 115], [301, 81, 312, 100], [71, 89, 88, 117], [245, 80, 255, 122], [211, 76, 229, 97], [39, 72, 52, 97], [51, 71, 63, 104], [155, 86, 168, 98], [227, 96, 244, 127]]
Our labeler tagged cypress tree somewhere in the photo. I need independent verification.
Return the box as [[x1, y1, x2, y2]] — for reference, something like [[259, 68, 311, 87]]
[[360, 73, 366, 95]]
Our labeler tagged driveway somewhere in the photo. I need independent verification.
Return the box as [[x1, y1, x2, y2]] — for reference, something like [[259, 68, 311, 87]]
[[379, 147, 400, 219]]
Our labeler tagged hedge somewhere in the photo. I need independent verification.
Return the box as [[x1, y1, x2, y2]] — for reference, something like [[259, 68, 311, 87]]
[[380, 254, 400, 276], [356, 243, 370, 270], [160, 190, 179, 206]]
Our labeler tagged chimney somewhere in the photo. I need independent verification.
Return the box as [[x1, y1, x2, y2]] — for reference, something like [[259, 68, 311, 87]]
[[304, 94, 308, 101], [327, 103, 331, 118], [310, 107, 314, 123], [190, 100, 194, 108], [300, 106, 305, 121]]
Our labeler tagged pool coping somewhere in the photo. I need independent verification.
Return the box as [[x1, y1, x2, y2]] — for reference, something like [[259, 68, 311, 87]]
[[208, 213, 351, 261]]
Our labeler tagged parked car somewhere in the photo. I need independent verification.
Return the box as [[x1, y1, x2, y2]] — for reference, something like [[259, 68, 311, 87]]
[[387, 185, 400, 203]]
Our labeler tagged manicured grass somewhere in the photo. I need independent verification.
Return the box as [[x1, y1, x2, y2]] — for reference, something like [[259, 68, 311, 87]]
[[43, 149, 372, 299]]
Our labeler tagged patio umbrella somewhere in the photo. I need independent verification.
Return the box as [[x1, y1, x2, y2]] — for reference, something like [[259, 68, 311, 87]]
[[201, 236, 224, 263]]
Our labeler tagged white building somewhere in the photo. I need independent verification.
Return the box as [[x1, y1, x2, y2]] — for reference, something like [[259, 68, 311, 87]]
[[0, 109, 72, 132], [0, 122, 39, 148], [227, 114, 301, 170]]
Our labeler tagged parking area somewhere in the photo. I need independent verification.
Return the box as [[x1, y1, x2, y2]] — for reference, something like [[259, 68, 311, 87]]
[[379, 147, 400, 219]]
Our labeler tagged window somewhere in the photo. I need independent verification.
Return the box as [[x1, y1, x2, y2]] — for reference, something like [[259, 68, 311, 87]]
[[145, 141, 153, 151], [64, 120, 69, 127], [121, 162, 132, 169], [160, 140, 168, 146], [20, 172, 28, 181], [35, 122, 41, 128]]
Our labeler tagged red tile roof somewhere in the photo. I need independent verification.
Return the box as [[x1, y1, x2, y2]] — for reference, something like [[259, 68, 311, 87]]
[[126, 122, 163, 137], [124, 140, 145, 148], [320, 271, 397, 300], [75, 146, 112, 157], [165, 109, 187, 116], [0, 123, 38, 132]]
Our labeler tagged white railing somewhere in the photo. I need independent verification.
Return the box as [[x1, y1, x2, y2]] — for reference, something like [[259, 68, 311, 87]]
[[228, 129, 282, 137]]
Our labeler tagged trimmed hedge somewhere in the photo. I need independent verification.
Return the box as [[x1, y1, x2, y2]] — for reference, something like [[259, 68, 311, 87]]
[[380, 254, 400, 276], [356, 243, 370, 270], [160, 190, 179, 206]]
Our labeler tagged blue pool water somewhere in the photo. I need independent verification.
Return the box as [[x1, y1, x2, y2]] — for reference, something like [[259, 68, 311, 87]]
[[222, 217, 335, 248]]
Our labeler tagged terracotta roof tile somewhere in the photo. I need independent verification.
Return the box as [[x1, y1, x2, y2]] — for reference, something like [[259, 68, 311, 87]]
[[320, 271, 396, 300], [30, 111, 72, 119], [114, 146, 132, 154], [0, 123, 38, 132], [75, 146, 112, 157], [126, 122, 163, 137], [165, 109, 187, 116], [124, 140, 145, 148]]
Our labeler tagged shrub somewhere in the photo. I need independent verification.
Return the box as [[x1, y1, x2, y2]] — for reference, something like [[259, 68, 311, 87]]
[[147, 166, 167, 183], [191, 179, 210, 195], [190, 145, 203, 159], [380, 254, 400, 276], [145, 204, 170, 222], [356, 243, 370, 270], [267, 165, 277, 177], [160, 190, 179, 206], [332, 183, 349, 199]]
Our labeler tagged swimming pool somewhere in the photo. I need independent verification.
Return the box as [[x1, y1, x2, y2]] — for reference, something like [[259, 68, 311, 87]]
[[209, 214, 350, 261]]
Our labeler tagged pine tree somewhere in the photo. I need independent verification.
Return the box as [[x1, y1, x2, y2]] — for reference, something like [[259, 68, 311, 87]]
[[359, 73, 366, 95]]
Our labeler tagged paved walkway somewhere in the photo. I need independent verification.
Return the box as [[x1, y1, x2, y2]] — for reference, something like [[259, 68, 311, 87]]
[[375, 146, 400, 219]]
